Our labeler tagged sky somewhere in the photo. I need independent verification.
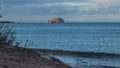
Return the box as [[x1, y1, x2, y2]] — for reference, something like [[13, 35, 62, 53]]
[[0, 0, 120, 22]]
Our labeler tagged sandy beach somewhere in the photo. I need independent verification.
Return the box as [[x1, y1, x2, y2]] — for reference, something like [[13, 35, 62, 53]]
[[0, 45, 71, 68]]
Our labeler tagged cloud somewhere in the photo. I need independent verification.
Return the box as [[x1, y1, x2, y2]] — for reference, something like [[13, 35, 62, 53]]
[[10, 2, 96, 8], [0, 0, 120, 22], [90, 0, 120, 6], [9, 1, 120, 15], [40, 2, 95, 7]]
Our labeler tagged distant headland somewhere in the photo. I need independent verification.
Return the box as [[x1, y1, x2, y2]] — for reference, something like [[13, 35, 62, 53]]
[[0, 7, 12, 23], [47, 17, 64, 23], [0, 21, 13, 23]]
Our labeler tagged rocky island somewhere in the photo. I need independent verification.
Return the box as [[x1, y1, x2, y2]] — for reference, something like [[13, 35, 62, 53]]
[[47, 17, 64, 23]]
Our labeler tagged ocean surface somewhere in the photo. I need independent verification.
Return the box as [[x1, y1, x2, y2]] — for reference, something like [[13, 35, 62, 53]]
[[8, 23, 120, 68]]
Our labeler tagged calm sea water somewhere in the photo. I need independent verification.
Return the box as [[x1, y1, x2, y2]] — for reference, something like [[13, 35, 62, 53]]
[[9, 23, 120, 67]]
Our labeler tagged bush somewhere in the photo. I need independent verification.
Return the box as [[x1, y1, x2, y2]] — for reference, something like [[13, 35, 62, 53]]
[[0, 23, 16, 46], [0, 23, 33, 48]]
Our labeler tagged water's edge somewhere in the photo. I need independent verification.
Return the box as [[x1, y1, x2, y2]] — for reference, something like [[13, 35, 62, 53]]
[[38, 49, 120, 58], [27, 48, 120, 68]]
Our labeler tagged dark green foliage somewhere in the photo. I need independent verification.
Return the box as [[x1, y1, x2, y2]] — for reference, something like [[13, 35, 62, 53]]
[[0, 23, 16, 46]]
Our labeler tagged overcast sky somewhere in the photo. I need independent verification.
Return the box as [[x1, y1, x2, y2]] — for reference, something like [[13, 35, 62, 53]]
[[0, 0, 120, 22]]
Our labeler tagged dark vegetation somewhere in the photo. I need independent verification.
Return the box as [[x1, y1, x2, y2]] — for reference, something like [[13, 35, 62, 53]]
[[0, 23, 33, 48], [0, 24, 16, 46]]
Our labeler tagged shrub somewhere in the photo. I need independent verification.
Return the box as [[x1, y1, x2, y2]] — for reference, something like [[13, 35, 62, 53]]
[[0, 23, 33, 48], [0, 23, 16, 46], [24, 40, 33, 48]]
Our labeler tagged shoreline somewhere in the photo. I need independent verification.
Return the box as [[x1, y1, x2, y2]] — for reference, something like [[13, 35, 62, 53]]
[[33, 48, 120, 68], [0, 46, 119, 68], [37, 49, 120, 58], [0, 46, 71, 68]]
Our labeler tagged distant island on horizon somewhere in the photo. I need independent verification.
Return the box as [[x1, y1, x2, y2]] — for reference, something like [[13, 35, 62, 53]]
[[47, 17, 64, 23]]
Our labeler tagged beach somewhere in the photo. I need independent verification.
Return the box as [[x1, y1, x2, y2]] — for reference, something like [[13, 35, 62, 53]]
[[1, 45, 119, 68], [0, 46, 71, 68]]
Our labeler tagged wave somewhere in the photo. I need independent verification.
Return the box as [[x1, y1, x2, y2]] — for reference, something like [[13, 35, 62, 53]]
[[38, 49, 120, 58]]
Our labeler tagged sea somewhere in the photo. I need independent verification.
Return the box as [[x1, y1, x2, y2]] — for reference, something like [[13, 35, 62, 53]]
[[7, 22, 120, 68]]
